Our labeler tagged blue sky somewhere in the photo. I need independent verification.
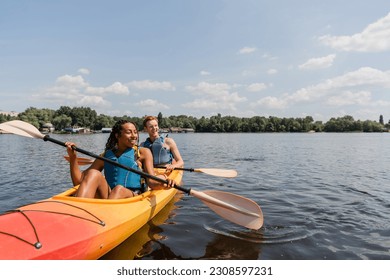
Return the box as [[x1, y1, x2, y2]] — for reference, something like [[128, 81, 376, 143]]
[[1, 0, 390, 122]]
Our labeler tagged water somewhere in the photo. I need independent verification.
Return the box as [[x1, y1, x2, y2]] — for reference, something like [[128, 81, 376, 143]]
[[0, 132, 389, 260]]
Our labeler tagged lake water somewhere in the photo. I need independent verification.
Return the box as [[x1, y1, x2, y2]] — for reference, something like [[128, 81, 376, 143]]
[[0, 132, 389, 260]]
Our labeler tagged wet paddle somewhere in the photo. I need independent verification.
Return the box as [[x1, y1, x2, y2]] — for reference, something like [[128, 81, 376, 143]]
[[0, 120, 263, 229], [64, 155, 94, 165], [63, 156, 238, 178]]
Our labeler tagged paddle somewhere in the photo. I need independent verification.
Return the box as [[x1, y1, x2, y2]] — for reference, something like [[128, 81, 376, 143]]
[[158, 167, 238, 178], [64, 155, 94, 165], [63, 155, 238, 178], [0, 120, 263, 229]]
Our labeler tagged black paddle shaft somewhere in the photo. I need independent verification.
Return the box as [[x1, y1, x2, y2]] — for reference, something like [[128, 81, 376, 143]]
[[42, 135, 191, 194]]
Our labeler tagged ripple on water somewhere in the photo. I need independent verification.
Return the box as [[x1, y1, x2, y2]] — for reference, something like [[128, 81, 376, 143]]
[[234, 157, 265, 162], [204, 220, 315, 245]]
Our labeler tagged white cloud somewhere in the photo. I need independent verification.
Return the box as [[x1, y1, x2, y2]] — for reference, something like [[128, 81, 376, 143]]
[[77, 96, 111, 107], [247, 83, 267, 92], [253, 96, 288, 109], [127, 80, 176, 91], [267, 69, 278, 75], [326, 91, 372, 106], [299, 54, 336, 70], [186, 82, 231, 96], [319, 12, 390, 52], [184, 82, 246, 111], [33, 73, 132, 109], [55, 74, 88, 88], [287, 67, 390, 103], [136, 99, 169, 110], [200, 70, 211, 76], [262, 53, 278, 60], [182, 93, 245, 111], [86, 82, 129, 95], [78, 68, 90, 75], [253, 67, 390, 110], [329, 67, 390, 88], [182, 99, 220, 110], [238, 47, 257, 54], [39, 75, 88, 102]]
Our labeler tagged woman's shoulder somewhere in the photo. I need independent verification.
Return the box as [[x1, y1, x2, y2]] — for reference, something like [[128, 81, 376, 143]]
[[138, 146, 152, 155]]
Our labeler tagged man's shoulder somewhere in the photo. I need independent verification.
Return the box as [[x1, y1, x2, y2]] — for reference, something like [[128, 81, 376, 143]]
[[164, 137, 175, 144]]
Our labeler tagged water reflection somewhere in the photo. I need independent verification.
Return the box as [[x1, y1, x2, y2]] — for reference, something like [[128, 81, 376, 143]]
[[2, 132, 390, 260], [101, 195, 264, 260], [100, 193, 181, 260]]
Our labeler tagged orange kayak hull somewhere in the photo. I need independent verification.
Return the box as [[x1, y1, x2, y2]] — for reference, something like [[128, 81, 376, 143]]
[[0, 170, 182, 260]]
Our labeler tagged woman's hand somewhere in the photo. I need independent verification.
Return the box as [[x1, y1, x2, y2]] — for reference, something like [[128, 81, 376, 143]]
[[65, 142, 77, 160], [164, 163, 175, 172], [165, 178, 175, 188], [158, 174, 175, 188]]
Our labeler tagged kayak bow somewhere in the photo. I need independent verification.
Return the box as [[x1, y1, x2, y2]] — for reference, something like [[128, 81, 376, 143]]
[[0, 170, 182, 260]]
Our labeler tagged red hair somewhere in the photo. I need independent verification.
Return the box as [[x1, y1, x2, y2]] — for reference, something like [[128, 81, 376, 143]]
[[143, 115, 158, 127]]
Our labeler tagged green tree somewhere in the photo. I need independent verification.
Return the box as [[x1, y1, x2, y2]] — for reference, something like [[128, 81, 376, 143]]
[[157, 112, 163, 124], [17, 107, 55, 128], [52, 114, 72, 130], [379, 115, 384, 125], [71, 107, 97, 128], [94, 114, 114, 130], [0, 114, 15, 123]]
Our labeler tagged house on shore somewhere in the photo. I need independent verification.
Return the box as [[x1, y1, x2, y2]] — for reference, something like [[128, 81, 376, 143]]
[[0, 110, 19, 117], [169, 127, 195, 133], [64, 126, 91, 134], [40, 123, 55, 133]]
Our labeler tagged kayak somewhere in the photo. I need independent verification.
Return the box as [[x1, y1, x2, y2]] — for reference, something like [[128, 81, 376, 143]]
[[0, 169, 183, 260], [100, 193, 180, 260]]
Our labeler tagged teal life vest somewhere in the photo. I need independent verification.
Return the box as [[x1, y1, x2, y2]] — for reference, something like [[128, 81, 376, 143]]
[[104, 147, 143, 192], [142, 135, 173, 167]]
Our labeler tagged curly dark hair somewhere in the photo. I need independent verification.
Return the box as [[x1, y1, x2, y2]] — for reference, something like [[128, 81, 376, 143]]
[[105, 120, 138, 151]]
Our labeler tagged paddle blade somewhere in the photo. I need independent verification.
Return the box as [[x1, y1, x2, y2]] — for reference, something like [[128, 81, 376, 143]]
[[190, 189, 263, 230], [196, 168, 237, 178], [0, 120, 44, 139], [64, 156, 94, 165]]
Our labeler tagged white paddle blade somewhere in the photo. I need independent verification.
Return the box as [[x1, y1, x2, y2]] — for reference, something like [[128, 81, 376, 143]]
[[0, 120, 44, 139], [190, 189, 263, 230], [64, 156, 94, 165], [196, 168, 238, 178]]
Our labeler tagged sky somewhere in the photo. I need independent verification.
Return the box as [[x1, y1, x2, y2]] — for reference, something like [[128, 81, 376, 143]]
[[1, 0, 390, 122]]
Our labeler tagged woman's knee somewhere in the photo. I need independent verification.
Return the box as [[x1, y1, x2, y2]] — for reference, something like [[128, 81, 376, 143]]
[[109, 185, 134, 199], [83, 169, 104, 181], [77, 169, 108, 198]]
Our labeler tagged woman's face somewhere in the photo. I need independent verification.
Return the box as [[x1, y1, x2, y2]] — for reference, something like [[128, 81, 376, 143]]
[[145, 119, 159, 138], [117, 122, 138, 148]]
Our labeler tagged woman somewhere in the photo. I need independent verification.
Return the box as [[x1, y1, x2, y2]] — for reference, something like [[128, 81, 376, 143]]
[[65, 119, 174, 199], [141, 116, 184, 172]]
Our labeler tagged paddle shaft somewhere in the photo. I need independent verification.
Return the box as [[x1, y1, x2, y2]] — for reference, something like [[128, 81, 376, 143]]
[[1, 120, 263, 229], [156, 166, 196, 172], [43, 135, 191, 194]]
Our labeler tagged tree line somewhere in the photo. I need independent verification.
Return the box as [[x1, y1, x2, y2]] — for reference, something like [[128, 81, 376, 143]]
[[0, 106, 389, 133]]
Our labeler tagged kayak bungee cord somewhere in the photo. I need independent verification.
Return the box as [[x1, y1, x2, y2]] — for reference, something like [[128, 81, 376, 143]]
[[0, 200, 106, 250], [0, 210, 42, 249], [31, 200, 106, 226]]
